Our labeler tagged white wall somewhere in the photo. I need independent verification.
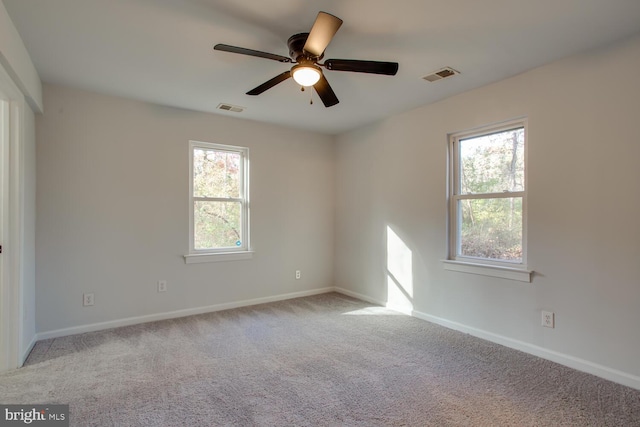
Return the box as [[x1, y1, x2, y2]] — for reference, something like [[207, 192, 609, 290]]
[[36, 84, 334, 333], [335, 34, 640, 386]]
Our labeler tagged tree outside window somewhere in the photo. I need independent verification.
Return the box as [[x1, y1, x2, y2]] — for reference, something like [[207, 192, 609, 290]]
[[189, 141, 248, 253], [449, 122, 526, 265]]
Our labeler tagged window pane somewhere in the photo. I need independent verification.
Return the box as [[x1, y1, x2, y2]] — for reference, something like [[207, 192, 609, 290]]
[[193, 148, 241, 198], [194, 201, 242, 249], [458, 197, 522, 261], [459, 127, 524, 195]]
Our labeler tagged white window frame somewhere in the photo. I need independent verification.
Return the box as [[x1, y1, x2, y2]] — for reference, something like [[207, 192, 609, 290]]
[[444, 119, 532, 282], [184, 141, 251, 264]]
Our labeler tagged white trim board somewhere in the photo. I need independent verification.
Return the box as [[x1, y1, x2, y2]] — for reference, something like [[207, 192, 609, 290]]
[[333, 287, 387, 306], [20, 335, 36, 366], [37, 287, 334, 340], [0, 62, 25, 372], [411, 310, 640, 391]]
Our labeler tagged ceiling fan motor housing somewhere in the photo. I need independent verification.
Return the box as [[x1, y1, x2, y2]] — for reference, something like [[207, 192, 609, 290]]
[[288, 33, 323, 62]]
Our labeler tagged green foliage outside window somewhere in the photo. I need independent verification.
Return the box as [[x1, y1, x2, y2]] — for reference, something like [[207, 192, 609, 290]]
[[193, 148, 243, 250], [458, 127, 525, 261]]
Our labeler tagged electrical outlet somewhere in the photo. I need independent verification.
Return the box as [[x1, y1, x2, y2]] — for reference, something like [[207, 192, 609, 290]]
[[295, 270, 301, 280], [542, 311, 554, 328], [83, 293, 95, 306], [158, 280, 167, 292]]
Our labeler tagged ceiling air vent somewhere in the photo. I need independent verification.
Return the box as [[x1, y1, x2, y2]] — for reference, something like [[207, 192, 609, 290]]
[[217, 103, 245, 113], [422, 67, 460, 82]]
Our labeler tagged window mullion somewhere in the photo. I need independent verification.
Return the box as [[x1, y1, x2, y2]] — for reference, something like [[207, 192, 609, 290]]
[[456, 192, 525, 200], [193, 196, 243, 203]]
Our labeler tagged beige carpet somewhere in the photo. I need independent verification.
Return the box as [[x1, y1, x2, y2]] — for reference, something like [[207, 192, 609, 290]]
[[1, 293, 639, 426]]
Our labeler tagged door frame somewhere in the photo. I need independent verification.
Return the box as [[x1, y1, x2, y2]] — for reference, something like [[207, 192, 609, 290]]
[[0, 62, 24, 372]]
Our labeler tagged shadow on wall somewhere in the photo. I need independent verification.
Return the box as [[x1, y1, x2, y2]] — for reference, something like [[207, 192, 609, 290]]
[[386, 225, 413, 314]]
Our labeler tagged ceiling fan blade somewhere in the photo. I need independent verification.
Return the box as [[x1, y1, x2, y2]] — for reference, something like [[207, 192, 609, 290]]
[[246, 71, 292, 95], [214, 44, 291, 63], [303, 12, 343, 58], [313, 74, 339, 107], [324, 59, 399, 75]]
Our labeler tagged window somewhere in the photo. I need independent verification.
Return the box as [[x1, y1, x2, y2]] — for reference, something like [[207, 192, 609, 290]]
[[447, 120, 529, 277], [186, 141, 250, 263]]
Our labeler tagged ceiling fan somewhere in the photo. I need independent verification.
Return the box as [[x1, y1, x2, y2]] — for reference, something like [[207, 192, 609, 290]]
[[214, 11, 399, 107]]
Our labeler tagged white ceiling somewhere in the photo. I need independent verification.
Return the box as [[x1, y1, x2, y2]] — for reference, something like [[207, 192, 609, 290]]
[[4, 0, 640, 135]]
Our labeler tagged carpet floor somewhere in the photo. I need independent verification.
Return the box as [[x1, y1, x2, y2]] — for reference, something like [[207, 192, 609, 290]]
[[1, 293, 639, 426]]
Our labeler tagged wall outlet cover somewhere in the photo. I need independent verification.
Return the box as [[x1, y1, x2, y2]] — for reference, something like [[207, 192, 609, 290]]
[[83, 293, 95, 306], [542, 311, 555, 328], [158, 280, 167, 292]]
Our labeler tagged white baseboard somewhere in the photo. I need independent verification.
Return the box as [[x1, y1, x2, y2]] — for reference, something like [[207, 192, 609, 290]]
[[331, 288, 640, 391], [412, 309, 640, 391], [37, 287, 335, 341], [333, 287, 387, 306], [33, 286, 640, 391], [20, 335, 37, 366]]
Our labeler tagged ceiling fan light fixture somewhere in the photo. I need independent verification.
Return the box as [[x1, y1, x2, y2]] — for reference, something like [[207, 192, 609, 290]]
[[292, 63, 321, 87]]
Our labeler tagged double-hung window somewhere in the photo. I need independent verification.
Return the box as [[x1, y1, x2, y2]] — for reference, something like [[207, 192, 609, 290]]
[[186, 141, 250, 263], [447, 120, 530, 280]]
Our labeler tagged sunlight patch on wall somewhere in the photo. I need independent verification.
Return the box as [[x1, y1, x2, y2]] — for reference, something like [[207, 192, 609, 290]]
[[386, 226, 413, 314]]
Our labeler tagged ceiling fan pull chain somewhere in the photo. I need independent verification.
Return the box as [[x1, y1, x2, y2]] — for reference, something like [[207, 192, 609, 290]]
[[310, 89, 313, 105]]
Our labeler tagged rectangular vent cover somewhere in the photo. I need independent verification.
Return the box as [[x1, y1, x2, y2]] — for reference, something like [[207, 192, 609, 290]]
[[217, 103, 245, 113], [422, 67, 460, 82]]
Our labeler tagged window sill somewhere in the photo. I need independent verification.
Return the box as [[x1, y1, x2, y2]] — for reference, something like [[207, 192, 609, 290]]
[[442, 259, 532, 283], [184, 251, 254, 264]]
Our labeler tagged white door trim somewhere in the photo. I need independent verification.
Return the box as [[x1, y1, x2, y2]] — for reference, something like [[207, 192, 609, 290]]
[[0, 62, 24, 372]]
